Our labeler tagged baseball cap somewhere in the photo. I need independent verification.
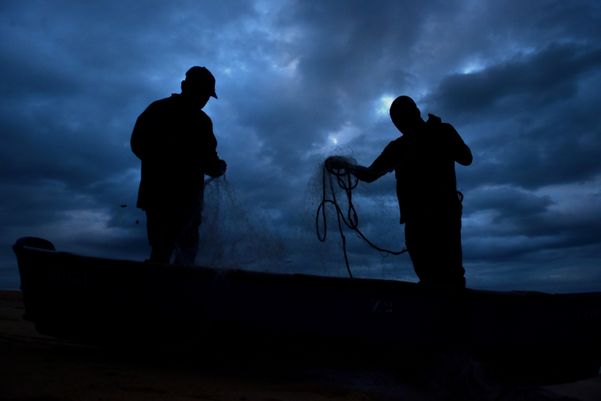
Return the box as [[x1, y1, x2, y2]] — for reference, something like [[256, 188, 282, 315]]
[[185, 66, 218, 98]]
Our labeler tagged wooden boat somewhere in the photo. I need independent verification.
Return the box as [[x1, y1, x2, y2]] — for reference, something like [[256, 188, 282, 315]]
[[13, 236, 601, 384]]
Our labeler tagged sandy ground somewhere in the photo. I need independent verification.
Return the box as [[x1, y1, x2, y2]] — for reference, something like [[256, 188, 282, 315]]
[[1, 290, 600, 401]]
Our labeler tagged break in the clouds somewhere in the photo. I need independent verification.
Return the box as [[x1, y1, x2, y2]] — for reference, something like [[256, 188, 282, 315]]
[[1, 0, 600, 292]]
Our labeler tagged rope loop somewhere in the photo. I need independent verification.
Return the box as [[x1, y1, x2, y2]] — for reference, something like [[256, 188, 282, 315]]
[[315, 157, 407, 278]]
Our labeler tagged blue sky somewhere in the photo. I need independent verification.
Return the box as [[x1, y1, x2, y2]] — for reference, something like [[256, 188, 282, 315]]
[[1, 0, 601, 292]]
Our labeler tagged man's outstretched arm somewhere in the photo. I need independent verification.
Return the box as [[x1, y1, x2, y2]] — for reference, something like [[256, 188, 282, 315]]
[[326, 146, 394, 183], [348, 164, 385, 183]]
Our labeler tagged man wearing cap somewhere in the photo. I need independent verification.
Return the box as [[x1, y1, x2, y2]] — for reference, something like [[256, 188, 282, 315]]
[[131, 66, 227, 265], [330, 96, 472, 290]]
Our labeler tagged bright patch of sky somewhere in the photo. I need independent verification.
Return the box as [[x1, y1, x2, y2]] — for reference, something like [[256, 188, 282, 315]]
[[375, 95, 395, 117], [460, 58, 486, 74], [308, 121, 362, 157]]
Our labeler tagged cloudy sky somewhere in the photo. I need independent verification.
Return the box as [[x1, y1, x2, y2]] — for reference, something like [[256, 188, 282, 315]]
[[2, 0, 600, 292]]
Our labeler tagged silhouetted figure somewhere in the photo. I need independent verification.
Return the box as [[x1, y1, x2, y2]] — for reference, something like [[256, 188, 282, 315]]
[[331, 96, 472, 289], [131, 66, 227, 264]]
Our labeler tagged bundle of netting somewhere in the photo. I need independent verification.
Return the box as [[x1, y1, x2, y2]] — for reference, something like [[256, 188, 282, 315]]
[[196, 177, 286, 270]]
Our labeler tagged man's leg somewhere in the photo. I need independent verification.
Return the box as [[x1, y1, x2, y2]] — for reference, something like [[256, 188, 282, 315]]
[[173, 205, 202, 266], [146, 208, 178, 263], [438, 210, 466, 289], [406, 216, 465, 290], [405, 221, 432, 284]]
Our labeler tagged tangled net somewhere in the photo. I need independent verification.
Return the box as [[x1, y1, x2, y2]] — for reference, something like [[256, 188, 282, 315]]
[[197, 177, 286, 270], [316, 156, 407, 278]]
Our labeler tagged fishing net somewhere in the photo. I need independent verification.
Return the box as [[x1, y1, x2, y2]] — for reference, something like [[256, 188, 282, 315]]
[[305, 154, 410, 279], [195, 155, 410, 280], [196, 177, 286, 270]]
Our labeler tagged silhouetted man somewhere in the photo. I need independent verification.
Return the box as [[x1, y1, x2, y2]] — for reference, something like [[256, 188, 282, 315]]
[[131, 66, 227, 264], [333, 96, 472, 289]]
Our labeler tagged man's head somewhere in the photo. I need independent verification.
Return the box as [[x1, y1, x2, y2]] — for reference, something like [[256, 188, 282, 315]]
[[181, 66, 217, 108], [389, 95, 422, 134]]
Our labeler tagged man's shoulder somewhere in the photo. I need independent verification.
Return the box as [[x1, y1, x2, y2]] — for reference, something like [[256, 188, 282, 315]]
[[379, 136, 406, 158], [154, 94, 181, 106], [144, 95, 177, 113], [427, 114, 457, 133], [439, 121, 457, 132], [141, 95, 213, 130], [387, 136, 407, 149]]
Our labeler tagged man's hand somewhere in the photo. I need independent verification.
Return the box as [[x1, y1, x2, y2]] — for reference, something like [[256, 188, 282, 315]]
[[207, 159, 227, 178], [217, 159, 227, 176], [325, 156, 351, 171]]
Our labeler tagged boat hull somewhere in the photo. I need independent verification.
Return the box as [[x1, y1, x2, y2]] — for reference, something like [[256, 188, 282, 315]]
[[13, 237, 601, 384]]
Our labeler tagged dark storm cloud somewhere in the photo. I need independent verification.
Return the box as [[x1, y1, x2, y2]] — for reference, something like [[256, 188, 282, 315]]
[[235, 0, 441, 169], [468, 186, 553, 221], [430, 43, 601, 118], [1, 0, 600, 292]]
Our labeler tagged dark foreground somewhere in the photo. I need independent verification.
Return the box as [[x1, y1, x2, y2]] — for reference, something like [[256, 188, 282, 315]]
[[1, 291, 600, 401], [14, 236, 601, 384]]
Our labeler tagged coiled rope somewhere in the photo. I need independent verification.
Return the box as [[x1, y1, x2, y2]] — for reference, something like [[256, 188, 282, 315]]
[[315, 158, 407, 278]]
